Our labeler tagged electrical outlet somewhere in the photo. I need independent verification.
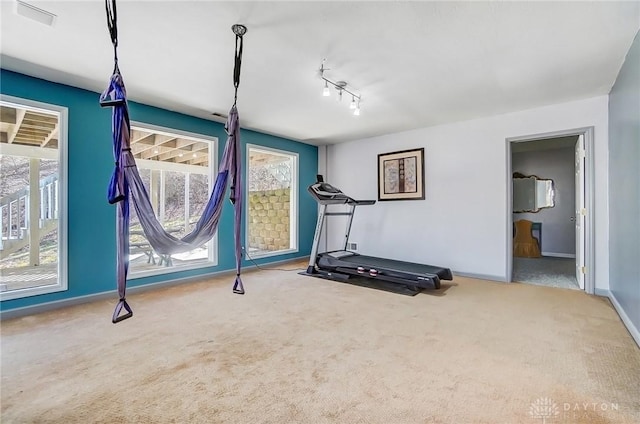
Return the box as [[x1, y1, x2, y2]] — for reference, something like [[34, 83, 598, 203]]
[[347, 242, 358, 251]]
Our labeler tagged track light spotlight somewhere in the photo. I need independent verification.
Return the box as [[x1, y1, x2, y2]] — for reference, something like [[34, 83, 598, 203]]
[[323, 81, 330, 97], [318, 60, 361, 116]]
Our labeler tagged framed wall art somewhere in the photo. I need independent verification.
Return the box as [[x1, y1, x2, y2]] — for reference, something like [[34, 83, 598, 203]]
[[377, 148, 425, 201]]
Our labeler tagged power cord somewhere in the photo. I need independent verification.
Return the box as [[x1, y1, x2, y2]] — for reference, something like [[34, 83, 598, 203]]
[[242, 246, 305, 272]]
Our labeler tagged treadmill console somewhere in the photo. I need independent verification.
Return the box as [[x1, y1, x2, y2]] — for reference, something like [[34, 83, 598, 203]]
[[308, 181, 351, 204]]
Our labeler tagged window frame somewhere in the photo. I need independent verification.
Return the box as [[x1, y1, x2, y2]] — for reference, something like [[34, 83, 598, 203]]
[[127, 121, 218, 279], [0, 95, 69, 301], [245, 143, 299, 259]]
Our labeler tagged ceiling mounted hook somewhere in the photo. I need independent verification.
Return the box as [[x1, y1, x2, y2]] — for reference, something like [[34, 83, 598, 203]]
[[232, 24, 247, 36]]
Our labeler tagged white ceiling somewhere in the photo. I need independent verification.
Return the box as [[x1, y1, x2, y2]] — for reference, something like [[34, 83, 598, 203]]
[[1, 1, 639, 145]]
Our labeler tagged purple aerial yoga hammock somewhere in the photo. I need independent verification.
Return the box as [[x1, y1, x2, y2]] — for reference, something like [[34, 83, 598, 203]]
[[100, 0, 245, 323]]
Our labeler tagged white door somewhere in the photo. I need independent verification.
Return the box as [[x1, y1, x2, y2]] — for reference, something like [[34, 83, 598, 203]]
[[575, 135, 586, 289]]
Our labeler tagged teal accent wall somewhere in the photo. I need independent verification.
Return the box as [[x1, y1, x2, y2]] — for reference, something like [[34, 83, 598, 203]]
[[1, 69, 317, 311]]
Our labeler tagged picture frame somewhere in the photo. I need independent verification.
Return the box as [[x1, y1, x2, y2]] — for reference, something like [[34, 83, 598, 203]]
[[377, 148, 425, 201]]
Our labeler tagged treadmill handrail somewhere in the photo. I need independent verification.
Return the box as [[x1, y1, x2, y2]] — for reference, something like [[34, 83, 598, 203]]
[[349, 199, 375, 206], [307, 187, 375, 206]]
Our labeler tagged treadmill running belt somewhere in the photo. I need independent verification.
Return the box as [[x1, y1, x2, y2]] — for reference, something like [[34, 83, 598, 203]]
[[338, 255, 452, 279]]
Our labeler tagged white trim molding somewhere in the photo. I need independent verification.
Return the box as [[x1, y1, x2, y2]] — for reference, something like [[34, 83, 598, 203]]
[[452, 271, 508, 283], [598, 289, 640, 349], [0, 95, 68, 301], [542, 252, 576, 259], [245, 144, 300, 258], [127, 121, 219, 277]]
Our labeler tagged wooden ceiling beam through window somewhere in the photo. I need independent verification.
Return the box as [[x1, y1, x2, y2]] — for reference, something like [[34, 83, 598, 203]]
[[8, 109, 26, 143], [41, 127, 59, 148]]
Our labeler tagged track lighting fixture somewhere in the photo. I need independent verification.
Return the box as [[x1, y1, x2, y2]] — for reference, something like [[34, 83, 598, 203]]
[[319, 59, 362, 116]]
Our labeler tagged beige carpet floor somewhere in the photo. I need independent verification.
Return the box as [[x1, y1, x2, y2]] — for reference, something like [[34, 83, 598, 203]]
[[1, 262, 639, 424]]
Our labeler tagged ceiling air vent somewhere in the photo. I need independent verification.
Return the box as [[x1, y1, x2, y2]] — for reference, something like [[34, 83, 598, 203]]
[[15, 0, 57, 27]]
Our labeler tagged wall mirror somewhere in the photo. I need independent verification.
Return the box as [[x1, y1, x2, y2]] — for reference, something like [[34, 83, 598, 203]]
[[513, 172, 555, 213]]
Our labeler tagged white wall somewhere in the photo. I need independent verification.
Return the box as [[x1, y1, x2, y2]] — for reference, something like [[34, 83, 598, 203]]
[[327, 96, 609, 289]]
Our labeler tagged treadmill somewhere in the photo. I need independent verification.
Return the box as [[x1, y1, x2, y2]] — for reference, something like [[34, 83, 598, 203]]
[[301, 175, 453, 294]]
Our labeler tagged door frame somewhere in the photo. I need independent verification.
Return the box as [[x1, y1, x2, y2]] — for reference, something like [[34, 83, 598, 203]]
[[505, 127, 595, 294]]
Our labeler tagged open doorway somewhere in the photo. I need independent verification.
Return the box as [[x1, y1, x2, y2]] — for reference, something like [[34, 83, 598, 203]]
[[506, 128, 595, 294]]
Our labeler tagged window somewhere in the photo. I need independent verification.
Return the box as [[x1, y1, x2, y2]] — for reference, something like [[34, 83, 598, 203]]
[[246, 145, 298, 258], [128, 123, 217, 277], [0, 96, 68, 300]]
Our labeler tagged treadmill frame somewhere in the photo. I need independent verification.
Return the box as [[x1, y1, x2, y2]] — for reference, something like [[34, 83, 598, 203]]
[[302, 184, 448, 293]]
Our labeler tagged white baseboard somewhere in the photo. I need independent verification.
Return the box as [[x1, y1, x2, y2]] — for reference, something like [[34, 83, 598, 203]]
[[0, 256, 309, 321], [594, 288, 609, 297], [541, 252, 576, 258], [452, 270, 508, 283], [599, 289, 640, 349]]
